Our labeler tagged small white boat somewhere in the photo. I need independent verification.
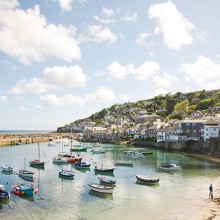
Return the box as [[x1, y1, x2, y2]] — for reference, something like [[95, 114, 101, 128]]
[[91, 149, 105, 154], [59, 170, 74, 179], [52, 156, 68, 163], [158, 164, 181, 171], [115, 160, 133, 166], [89, 184, 114, 194], [1, 165, 13, 172], [19, 169, 34, 178]]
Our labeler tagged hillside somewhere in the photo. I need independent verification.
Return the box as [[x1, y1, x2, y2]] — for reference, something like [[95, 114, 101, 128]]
[[57, 89, 220, 132]]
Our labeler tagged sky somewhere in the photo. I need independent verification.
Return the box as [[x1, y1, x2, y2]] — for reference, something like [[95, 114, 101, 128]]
[[0, 0, 220, 130]]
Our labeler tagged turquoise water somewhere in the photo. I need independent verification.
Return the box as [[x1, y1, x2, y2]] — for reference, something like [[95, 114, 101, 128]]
[[0, 142, 219, 220]]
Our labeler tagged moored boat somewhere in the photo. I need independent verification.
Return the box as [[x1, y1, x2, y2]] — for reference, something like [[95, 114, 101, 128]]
[[29, 143, 45, 168], [75, 161, 91, 168], [98, 176, 116, 185], [115, 160, 133, 166], [158, 164, 181, 171], [70, 147, 87, 152], [135, 175, 159, 184], [0, 185, 10, 201], [12, 182, 38, 196], [19, 169, 34, 179], [94, 166, 114, 173], [52, 156, 68, 163], [59, 170, 74, 179], [141, 152, 153, 156], [91, 149, 105, 154], [66, 155, 83, 163], [89, 184, 113, 194], [1, 164, 13, 172]]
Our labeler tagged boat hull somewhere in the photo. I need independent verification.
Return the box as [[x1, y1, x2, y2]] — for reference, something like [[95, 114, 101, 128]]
[[89, 184, 113, 194], [135, 175, 159, 184]]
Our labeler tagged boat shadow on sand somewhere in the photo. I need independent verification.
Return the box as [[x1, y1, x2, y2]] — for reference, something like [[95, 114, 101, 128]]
[[135, 181, 160, 188]]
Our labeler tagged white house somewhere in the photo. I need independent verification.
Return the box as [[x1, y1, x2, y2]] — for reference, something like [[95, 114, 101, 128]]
[[203, 119, 219, 141]]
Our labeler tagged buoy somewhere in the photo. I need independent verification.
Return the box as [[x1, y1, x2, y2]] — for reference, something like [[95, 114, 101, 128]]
[[22, 191, 25, 195]]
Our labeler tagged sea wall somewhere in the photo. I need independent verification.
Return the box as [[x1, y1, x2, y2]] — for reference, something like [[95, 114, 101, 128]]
[[0, 133, 70, 146], [133, 138, 220, 155]]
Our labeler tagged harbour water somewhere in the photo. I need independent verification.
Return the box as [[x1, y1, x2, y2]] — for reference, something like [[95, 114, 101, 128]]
[[0, 141, 219, 220]]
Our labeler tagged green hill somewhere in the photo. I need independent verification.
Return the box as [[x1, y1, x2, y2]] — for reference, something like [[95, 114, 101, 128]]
[[57, 89, 220, 132]]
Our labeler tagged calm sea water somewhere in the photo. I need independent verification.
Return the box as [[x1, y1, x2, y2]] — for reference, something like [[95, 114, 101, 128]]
[[0, 142, 219, 220]]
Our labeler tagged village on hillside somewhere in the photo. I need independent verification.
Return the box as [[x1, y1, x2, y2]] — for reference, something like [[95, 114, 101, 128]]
[[63, 107, 220, 146]]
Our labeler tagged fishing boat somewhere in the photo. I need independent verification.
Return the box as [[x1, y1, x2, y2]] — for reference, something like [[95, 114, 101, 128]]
[[59, 170, 74, 179], [158, 164, 181, 171], [115, 160, 133, 166], [12, 182, 38, 196], [89, 184, 114, 194], [135, 175, 159, 184], [94, 166, 114, 173], [123, 150, 136, 155], [1, 164, 13, 172], [74, 161, 91, 168], [29, 143, 45, 168], [0, 185, 10, 201], [98, 176, 116, 185]]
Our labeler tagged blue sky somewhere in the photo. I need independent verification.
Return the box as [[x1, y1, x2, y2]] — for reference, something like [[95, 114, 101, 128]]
[[0, 0, 220, 130]]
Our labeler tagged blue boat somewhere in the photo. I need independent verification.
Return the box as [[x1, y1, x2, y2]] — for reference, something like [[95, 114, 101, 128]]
[[12, 183, 37, 196]]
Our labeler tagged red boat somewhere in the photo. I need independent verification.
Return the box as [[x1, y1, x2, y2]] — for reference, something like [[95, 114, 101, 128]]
[[66, 156, 83, 163]]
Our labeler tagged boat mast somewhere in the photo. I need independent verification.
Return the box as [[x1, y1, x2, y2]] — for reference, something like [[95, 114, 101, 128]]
[[38, 142, 40, 161]]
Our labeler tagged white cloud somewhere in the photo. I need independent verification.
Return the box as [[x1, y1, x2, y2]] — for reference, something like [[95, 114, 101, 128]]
[[136, 32, 150, 45], [81, 25, 117, 44], [58, 0, 73, 11], [40, 86, 116, 106], [0, 0, 19, 10], [40, 94, 85, 106], [148, 1, 195, 50], [153, 72, 178, 88], [107, 61, 130, 80], [8, 65, 87, 95], [133, 61, 160, 80], [0, 3, 81, 64], [0, 95, 8, 102], [123, 11, 138, 22], [178, 55, 220, 90], [106, 60, 160, 81], [18, 106, 28, 112], [85, 86, 115, 103], [93, 7, 115, 25], [44, 65, 87, 88], [8, 78, 56, 95]]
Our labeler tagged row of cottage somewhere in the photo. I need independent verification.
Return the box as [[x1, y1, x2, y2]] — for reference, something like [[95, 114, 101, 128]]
[[82, 112, 220, 143]]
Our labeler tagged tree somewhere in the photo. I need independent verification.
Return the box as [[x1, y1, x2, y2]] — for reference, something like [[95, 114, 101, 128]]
[[174, 99, 189, 118]]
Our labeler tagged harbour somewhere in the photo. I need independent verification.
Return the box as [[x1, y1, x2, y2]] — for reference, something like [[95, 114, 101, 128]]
[[0, 140, 220, 219]]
